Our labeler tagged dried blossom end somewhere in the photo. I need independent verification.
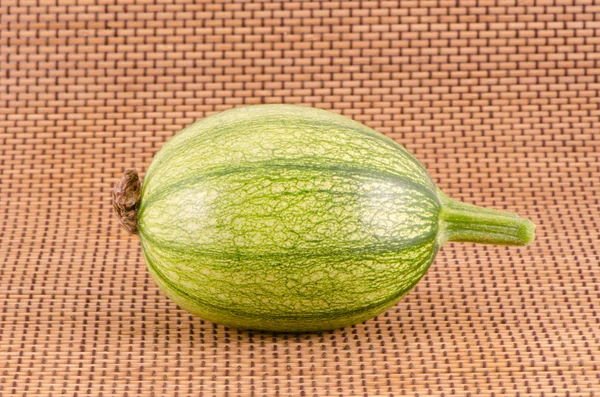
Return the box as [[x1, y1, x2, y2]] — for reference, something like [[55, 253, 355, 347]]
[[112, 169, 141, 234]]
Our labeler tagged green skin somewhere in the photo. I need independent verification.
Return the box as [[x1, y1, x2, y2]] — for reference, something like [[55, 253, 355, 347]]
[[137, 105, 535, 332]]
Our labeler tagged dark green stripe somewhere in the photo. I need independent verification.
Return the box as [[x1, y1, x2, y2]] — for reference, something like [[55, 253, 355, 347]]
[[140, 160, 439, 214], [141, 238, 437, 321], [143, 110, 434, 193]]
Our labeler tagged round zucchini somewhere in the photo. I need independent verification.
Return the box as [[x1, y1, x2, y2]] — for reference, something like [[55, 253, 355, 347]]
[[113, 105, 535, 332]]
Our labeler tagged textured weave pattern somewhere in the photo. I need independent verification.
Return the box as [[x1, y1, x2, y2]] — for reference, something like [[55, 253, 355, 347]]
[[1, 1, 599, 396]]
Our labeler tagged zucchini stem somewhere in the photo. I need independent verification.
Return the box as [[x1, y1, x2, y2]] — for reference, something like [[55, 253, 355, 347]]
[[437, 190, 535, 246]]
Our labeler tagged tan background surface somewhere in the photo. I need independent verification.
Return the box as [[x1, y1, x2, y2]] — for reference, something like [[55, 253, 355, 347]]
[[1, 1, 599, 396]]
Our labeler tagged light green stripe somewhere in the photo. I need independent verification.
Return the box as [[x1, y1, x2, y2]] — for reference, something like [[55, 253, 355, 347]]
[[138, 166, 439, 261], [139, 226, 436, 260], [141, 237, 437, 321]]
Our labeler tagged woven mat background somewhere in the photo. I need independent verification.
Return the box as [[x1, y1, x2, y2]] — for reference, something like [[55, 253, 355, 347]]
[[1, 1, 599, 396]]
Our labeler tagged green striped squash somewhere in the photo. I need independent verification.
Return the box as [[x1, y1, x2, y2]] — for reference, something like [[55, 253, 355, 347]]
[[113, 104, 535, 332]]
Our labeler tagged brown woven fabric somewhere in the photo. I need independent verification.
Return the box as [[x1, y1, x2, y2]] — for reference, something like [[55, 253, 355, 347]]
[[1, 1, 599, 396]]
